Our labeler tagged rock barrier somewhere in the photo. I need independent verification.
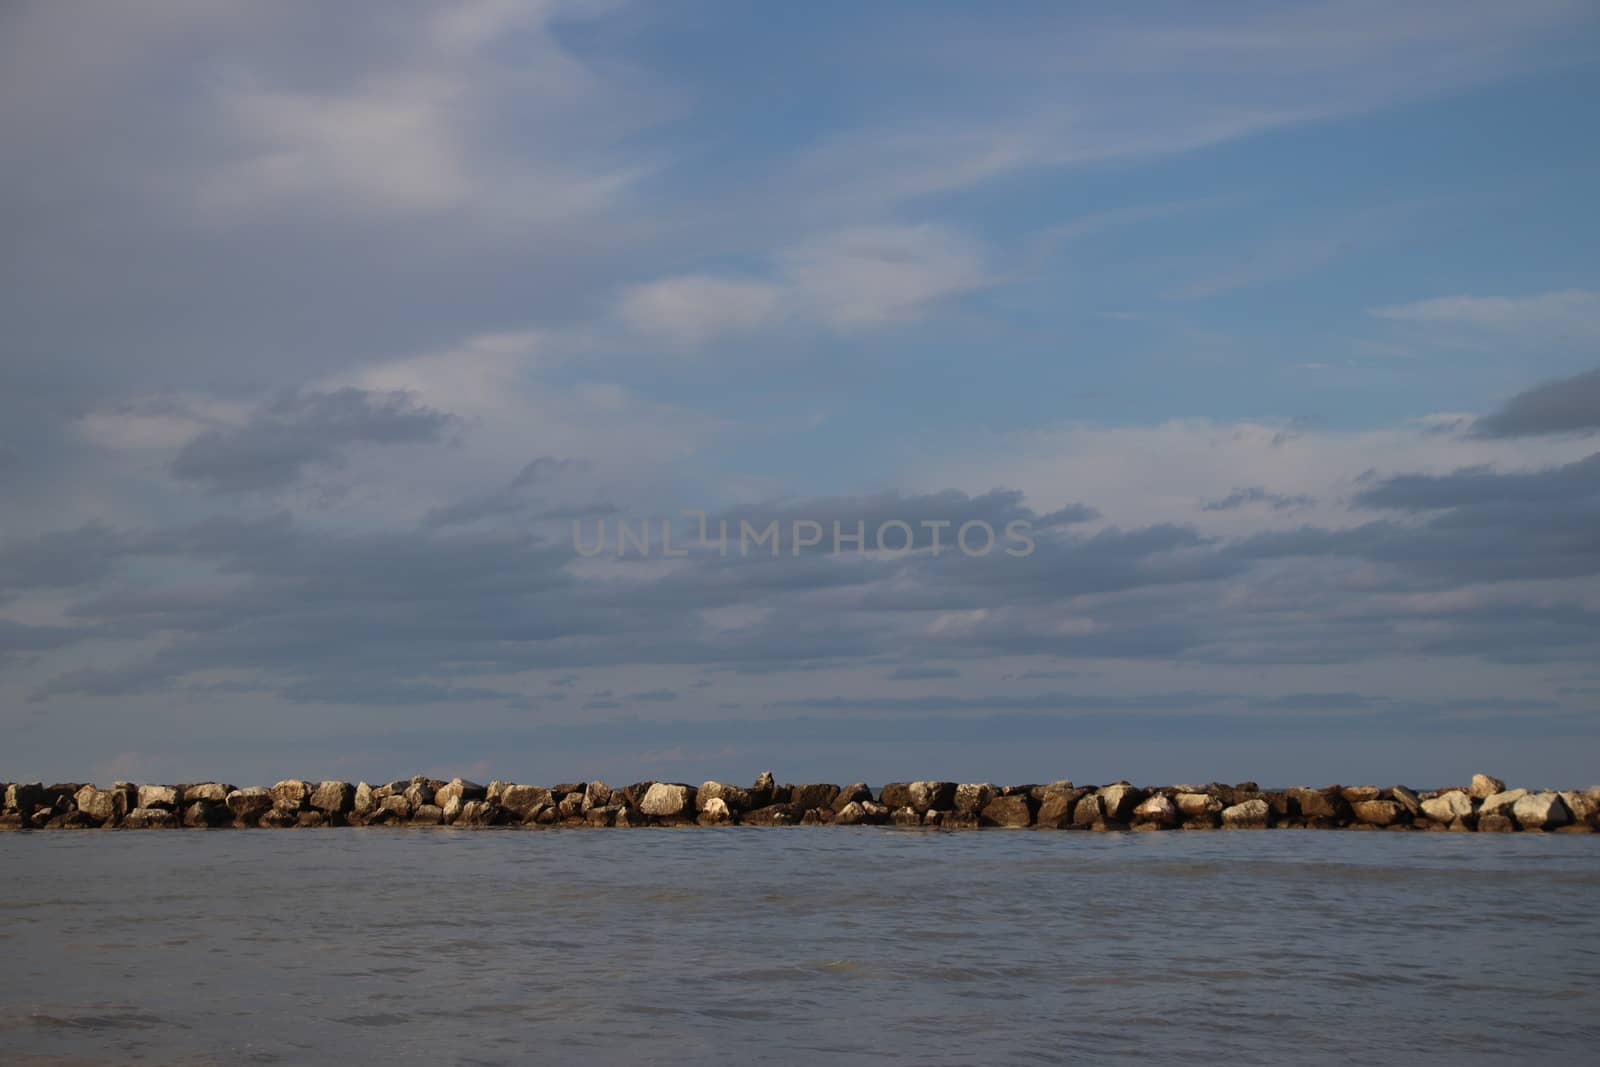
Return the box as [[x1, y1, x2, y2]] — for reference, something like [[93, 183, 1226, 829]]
[[2, 772, 1595, 833]]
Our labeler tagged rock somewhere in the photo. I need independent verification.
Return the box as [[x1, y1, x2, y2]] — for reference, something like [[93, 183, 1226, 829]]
[[879, 783, 913, 809], [403, 781, 434, 811], [557, 793, 585, 821], [122, 807, 178, 829], [1288, 787, 1344, 820], [1420, 790, 1473, 823], [441, 795, 464, 824], [74, 785, 128, 826], [1479, 789, 1529, 818], [907, 781, 956, 812], [378, 794, 411, 820], [1340, 785, 1381, 804], [137, 784, 180, 811], [697, 781, 753, 813], [1099, 783, 1145, 822], [5, 782, 46, 814], [258, 808, 298, 828], [44, 811, 97, 829], [953, 783, 995, 816], [185, 782, 232, 804], [697, 797, 733, 825], [226, 787, 274, 826], [1221, 798, 1271, 829], [1391, 785, 1422, 816], [1559, 790, 1599, 827], [1477, 813, 1516, 833], [1035, 788, 1088, 829], [743, 802, 802, 826], [270, 780, 311, 813], [835, 801, 888, 826], [1030, 780, 1075, 801], [1468, 773, 1506, 799], [1351, 799, 1404, 826], [749, 771, 777, 807], [789, 783, 841, 811], [411, 804, 444, 825], [1133, 793, 1179, 827], [1511, 792, 1571, 831], [1072, 792, 1104, 827], [980, 794, 1034, 827], [183, 800, 230, 828], [499, 784, 555, 818], [434, 778, 487, 809], [639, 782, 693, 817], [309, 781, 354, 814], [1175, 792, 1223, 818], [835, 783, 874, 807], [890, 805, 922, 827], [353, 781, 375, 815]]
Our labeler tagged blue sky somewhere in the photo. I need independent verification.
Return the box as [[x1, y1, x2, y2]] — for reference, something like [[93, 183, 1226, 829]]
[[2, 1, 1599, 788]]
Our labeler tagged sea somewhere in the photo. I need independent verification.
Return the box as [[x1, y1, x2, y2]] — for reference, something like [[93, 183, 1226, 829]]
[[3, 828, 1597, 1065]]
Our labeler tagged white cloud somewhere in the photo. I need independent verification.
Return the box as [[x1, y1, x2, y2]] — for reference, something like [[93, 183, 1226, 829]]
[[618, 277, 784, 346], [1370, 289, 1600, 343]]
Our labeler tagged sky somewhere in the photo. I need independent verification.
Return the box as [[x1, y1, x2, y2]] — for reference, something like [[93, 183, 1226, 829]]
[[2, 0, 1599, 789]]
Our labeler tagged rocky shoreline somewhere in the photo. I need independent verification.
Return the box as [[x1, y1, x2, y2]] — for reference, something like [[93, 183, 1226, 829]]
[[3, 772, 1597, 833]]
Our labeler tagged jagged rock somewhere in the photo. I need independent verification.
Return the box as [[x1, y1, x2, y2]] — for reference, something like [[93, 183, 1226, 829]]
[[411, 804, 444, 825], [1221, 798, 1271, 828], [639, 782, 693, 817], [953, 783, 995, 816], [308, 781, 354, 814], [1340, 785, 1381, 804], [744, 802, 802, 826], [185, 783, 233, 804], [1477, 813, 1516, 833], [1420, 790, 1473, 823], [697, 781, 753, 812], [458, 800, 498, 826], [499, 784, 555, 818], [835, 783, 874, 807], [1559, 790, 1599, 827], [1512, 792, 1571, 831], [442, 796, 464, 824], [581, 781, 613, 811], [1175, 792, 1223, 817], [788, 783, 841, 811], [432, 778, 485, 809], [1351, 799, 1404, 826], [226, 787, 274, 826], [364, 805, 401, 826], [697, 797, 733, 825], [836, 800, 888, 826], [5, 782, 45, 814], [1479, 789, 1529, 818], [890, 805, 921, 827], [403, 781, 435, 811], [122, 807, 178, 829], [750, 771, 777, 807], [1289, 787, 1345, 820], [1030, 780, 1075, 801], [74, 785, 128, 826], [1035, 788, 1088, 829], [1469, 773, 1506, 799], [1133, 793, 1179, 827], [353, 781, 375, 815], [258, 808, 297, 828], [1391, 785, 1421, 816], [271, 780, 311, 813], [1072, 792, 1104, 827], [908, 781, 956, 812], [183, 800, 230, 828], [137, 784, 180, 811], [980, 794, 1034, 827], [1100, 783, 1145, 822], [377, 794, 411, 820], [557, 793, 585, 820]]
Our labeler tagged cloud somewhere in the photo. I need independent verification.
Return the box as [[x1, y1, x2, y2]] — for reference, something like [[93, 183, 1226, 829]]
[[170, 387, 456, 493], [1202, 487, 1317, 512], [1371, 289, 1600, 344], [1472, 366, 1600, 438]]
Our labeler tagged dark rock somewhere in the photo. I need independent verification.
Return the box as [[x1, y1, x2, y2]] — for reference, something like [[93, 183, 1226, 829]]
[[697, 781, 753, 812], [499, 784, 555, 818], [136, 784, 180, 811], [789, 783, 841, 811], [123, 807, 179, 829], [310, 781, 355, 814], [743, 802, 803, 826], [953, 783, 995, 816], [411, 804, 444, 825], [226, 787, 274, 826], [183, 800, 231, 828], [1477, 813, 1516, 833], [980, 794, 1034, 827], [435, 778, 487, 808], [1221, 799, 1271, 829], [271, 780, 311, 813]]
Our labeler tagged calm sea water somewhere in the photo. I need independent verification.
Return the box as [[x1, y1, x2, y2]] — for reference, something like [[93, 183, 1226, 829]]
[[3, 829, 1597, 1065]]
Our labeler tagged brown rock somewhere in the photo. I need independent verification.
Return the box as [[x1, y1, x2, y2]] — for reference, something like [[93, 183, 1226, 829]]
[[1468, 773, 1506, 799], [697, 781, 753, 812], [640, 782, 694, 817], [137, 784, 180, 811], [1351, 799, 1404, 826], [980, 794, 1034, 827], [499, 784, 555, 818], [309, 781, 355, 814], [122, 807, 178, 829], [1477, 813, 1516, 833], [743, 802, 802, 826], [1221, 798, 1271, 828], [953, 783, 995, 816], [1132, 793, 1179, 827], [789, 783, 841, 811], [271, 780, 311, 813], [226, 787, 274, 826]]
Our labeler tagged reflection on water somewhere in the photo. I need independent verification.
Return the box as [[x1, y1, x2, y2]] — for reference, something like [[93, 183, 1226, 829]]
[[3, 829, 1598, 1065]]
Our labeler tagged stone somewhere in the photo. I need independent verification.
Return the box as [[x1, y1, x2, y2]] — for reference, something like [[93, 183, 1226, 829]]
[[185, 782, 232, 804], [74, 785, 127, 826], [789, 783, 841, 811], [226, 787, 274, 826], [45, 811, 97, 829], [411, 804, 444, 825], [1035, 789, 1088, 829], [953, 783, 995, 816], [1477, 813, 1516, 833], [432, 778, 486, 809], [1559, 790, 1599, 827], [353, 781, 375, 815], [293, 810, 325, 827], [743, 803, 802, 826], [836, 800, 888, 826], [1478, 789, 1529, 818], [1099, 783, 1145, 822], [907, 781, 956, 813], [577, 781, 611, 811], [183, 800, 230, 828], [258, 808, 298, 828], [697, 797, 733, 825], [1391, 785, 1422, 816], [1072, 792, 1104, 827], [5, 783, 45, 814], [309, 781, 355, 814], [122, 807, 178, 829], [1340, 785, 1381, 804], [441, 796, 464, 824], [557, 793, 585, 820], [1420, 790, 1473, 823], [1132, 793, 1179, 827], [835, 783, 874, 807], [1221, 798, 1271, 828], [137, 784, 180, 811], [499, 784, 555, 818], [1468, 773, 1506, 799], [890, 805, 922, 827], [980, 795, 1034, 827], [1351, 799, 1404, 826], [1030, 780, 1075, 800], [403, 781, 434, 811], [270, 780, 311, 813], [697, 781, 754, 813], [749, 771, 777, 807], [639, 782, 694, 817], [1288, 787, 1344, 820], [1175, 792, 1223, 818], [378, 794, 412, 820], [1511, 792, 1571, 831]]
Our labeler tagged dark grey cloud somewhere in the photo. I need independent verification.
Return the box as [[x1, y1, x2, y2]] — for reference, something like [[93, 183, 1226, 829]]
[[885, 666, 961, 680], [1472, 366, 1600, 438], [1202, 486, 1316, 512], [170, 388, 455, 492]]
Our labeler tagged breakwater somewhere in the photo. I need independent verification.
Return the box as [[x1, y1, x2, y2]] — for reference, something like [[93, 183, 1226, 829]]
[[3, 772, 1596, 832]]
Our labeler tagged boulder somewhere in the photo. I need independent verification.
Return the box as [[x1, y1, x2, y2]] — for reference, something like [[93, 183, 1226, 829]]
[[1468, 773, 1506, 799], [499, 784, 555, 818], [74, 785, 128, 826], [1420, 790, 1473, 823], [44, 811, 97, 829], [789, 783, 841, 811], [441, 795, 464, 824], [1511, 792, 1571, 831], [1035, 788, 1088, 829], [890, 805, 922, 827], [403, 781, 434, 811], [309, 781, 355, 814], [743, 802, 802, 826], [953, 783, 995, 816], [1340, 785, 1381, 804], [270, 780, 311, 813], [697, 797, 733, 825], [432, 778, 486, 809], [1099, 783, 1145, 822], [122, 807, 178, 829], [1559, 790, 1599, 828], [296, 810, 327, 828], [749, 771, 777, 807], [226, 787, 274, 826], [1288, 787, 1344, 821], [411, 804, 444, 825], [1221, 798, 1271, 829], [1391, 785, 1422, 817], [1071, 792, 1104, 828], [557, 793, 585, 821], [184, 783, 232, 804], [378, 794, 411, 820], [1132, 793, 1179, 827], [640, 783, 693, 817], [583, 781, 615, 810], [1175, 792, 1223, 818], [183, 800, 231, 828], [835, 783, 874, 807], [1351, 799, 1404, 827], [1479, 789, 1529, 818], [980, 795, 1034, 828], [353, 781, 375, 815], [258, 808, 298, 828], [1477, 813, 1516, 833], [697, 781, 754, 813], [1030, 780, 1076, 801], [907, 781, 956, 812], [137, 784, 180, 811], [835, 801, 888, 826], [4, 782, 45, 815]]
